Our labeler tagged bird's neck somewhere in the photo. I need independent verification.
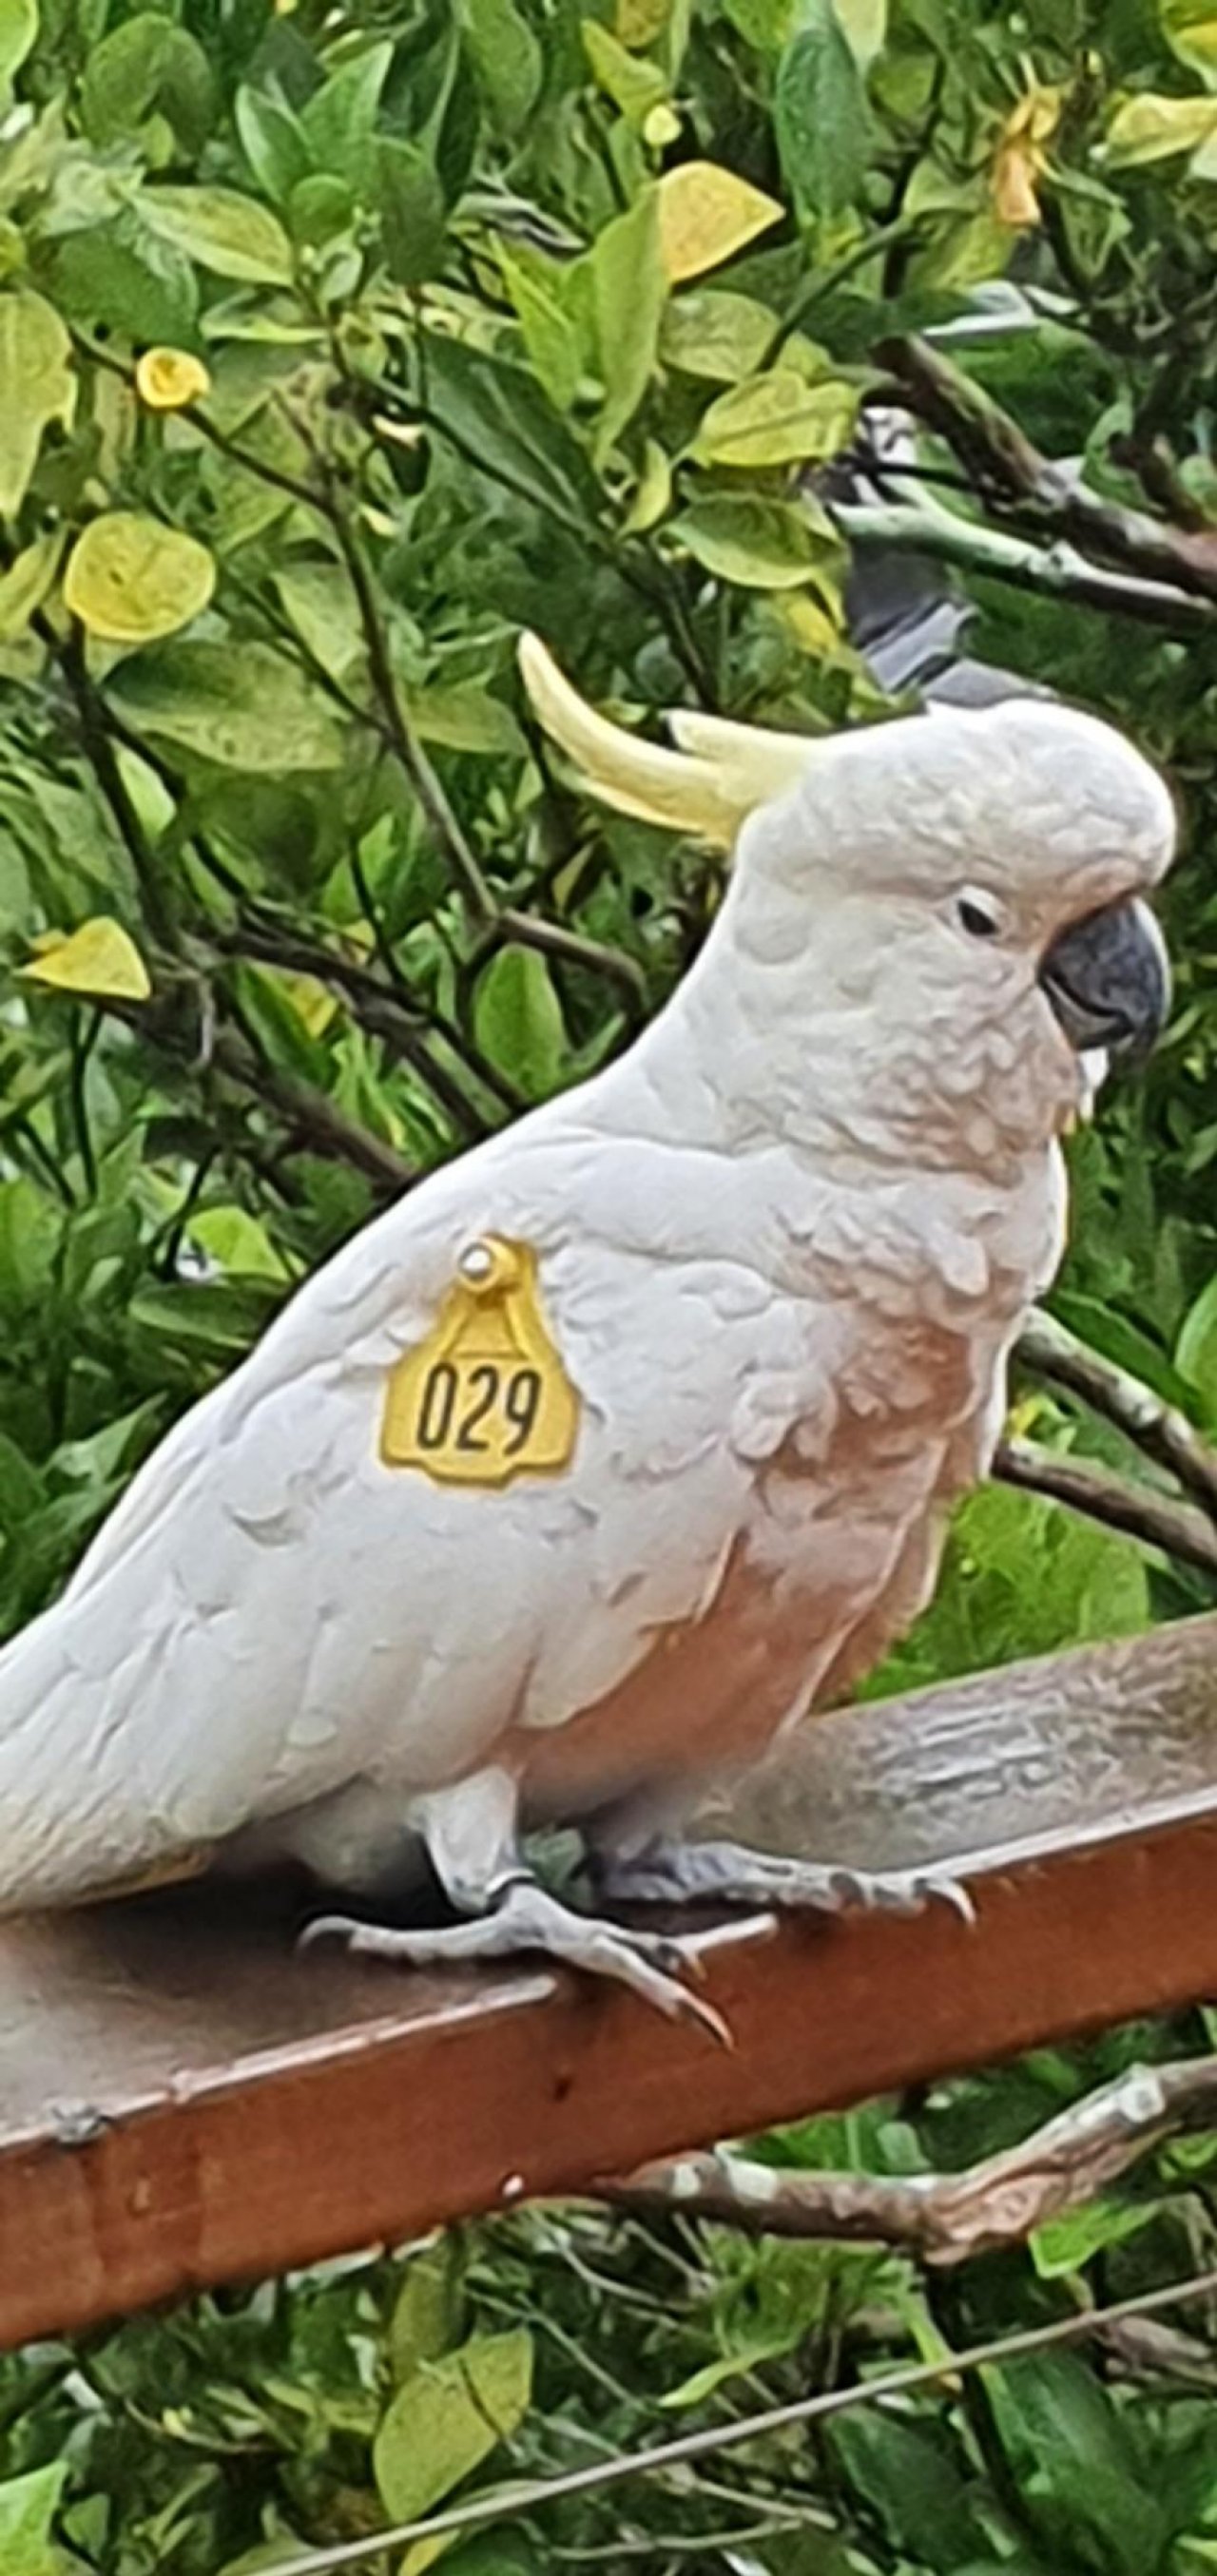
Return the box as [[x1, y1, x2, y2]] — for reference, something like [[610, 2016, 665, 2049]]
[[611, 874, 1085, 1185]]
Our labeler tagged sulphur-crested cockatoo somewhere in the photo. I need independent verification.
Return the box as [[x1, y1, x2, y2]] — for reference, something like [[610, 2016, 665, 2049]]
[[0, 640, 1172, 2027]]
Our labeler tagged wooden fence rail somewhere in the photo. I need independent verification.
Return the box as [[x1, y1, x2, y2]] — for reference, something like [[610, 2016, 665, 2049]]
[[1, 1611, 1215, 2349]]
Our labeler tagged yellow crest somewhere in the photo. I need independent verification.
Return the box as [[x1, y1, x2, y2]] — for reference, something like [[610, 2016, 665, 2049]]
[[517, 632, 819, 850], [381, 1237, 580, 1489]]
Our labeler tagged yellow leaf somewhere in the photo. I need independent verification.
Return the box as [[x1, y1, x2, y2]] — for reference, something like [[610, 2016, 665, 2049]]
[[22, 917, 151, 1001], [63, 511, 216, 644], [992, 141, 1044, 226], [279, 971, 338, 1037], [1161, 0, 1217, 82], [777, 585, 843, 657], [656, 161, 784, 283], [1105, 89, 1217, 164], [991, 83, 1061, 226], [135, 345, 212, 411]]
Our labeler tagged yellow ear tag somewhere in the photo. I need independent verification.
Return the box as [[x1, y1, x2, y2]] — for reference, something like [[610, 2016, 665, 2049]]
[[380, 1237, 580, 1488]]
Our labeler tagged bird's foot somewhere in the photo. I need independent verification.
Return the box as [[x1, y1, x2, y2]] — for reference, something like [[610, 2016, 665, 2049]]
[[300, 1877, 729, 2041], [593, 1835, 976, 1926]]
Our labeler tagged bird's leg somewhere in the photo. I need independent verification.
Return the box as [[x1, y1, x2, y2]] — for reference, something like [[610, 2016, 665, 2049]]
[[589, 1796, 975, 1924], [302, 1766, 726, 2035]]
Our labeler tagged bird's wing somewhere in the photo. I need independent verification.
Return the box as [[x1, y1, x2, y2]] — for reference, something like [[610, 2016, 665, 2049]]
[[41, 1123, 847, 1837]]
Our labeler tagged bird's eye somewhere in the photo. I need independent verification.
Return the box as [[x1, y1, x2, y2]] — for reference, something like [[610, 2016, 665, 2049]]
[[956, 893, 1004, 940]]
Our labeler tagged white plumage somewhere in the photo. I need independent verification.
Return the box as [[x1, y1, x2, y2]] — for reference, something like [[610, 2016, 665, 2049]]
[[0, 648, 1175, 2021]]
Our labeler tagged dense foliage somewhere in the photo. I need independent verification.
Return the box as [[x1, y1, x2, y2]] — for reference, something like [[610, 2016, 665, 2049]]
[[3, 0, 1217, 2563]]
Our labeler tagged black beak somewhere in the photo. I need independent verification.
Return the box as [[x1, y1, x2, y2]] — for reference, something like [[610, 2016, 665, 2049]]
[[1038, 897, 1169, 1064]]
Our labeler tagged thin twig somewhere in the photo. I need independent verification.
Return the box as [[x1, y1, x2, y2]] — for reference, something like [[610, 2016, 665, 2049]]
[[251, 2266, 1217, 2576], [492, 909, 647, 1017], [320, 487, 498, 924], [49, 625, 178, 940], [994, 1435, 1217, 1577], [764, 214, 924, 366], [1017, 1309, 1217, 1522], [209, 1012, 414, 1199], [600, 2054, 1217, 2263]]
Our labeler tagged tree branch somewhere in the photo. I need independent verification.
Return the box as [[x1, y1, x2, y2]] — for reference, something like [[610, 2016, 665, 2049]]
[[487, 909, 648, 1018], [1016, 1310, 1217, 1523], [219, 917, 525, 1121], [878, 332, 1217, 606], [994, 1435, 1217, 1578], [598, 2055, 1217, 2265], [831, 498, 1213, 632], [208, 1017, 414, 1199]]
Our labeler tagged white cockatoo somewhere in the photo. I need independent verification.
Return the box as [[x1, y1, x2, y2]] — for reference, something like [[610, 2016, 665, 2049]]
[[0, 639, 1173, 2027]]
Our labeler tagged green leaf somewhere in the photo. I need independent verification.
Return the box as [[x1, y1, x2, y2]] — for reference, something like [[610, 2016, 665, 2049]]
[[460, 0, 542, 131], [0, 290, 75, 520], [0, 528, 63, 643], [139, 186, 295, 285], [591, 186, 667, 461], [273, 563, 363, 682], [982, 2349, 1167, 2576], [1032, 2193, 1164, 2278], [499, 248, 584, 411], [236, 87, 314, 204], [672, 491, 839, 586], [0, 0, 37, 91], [187, 1206, 291, 1280], [827, 2412, 983, 2566], [582, 20, 669, 125], [1176, 1273, 1217, 1419], [377, 139, 448, 288], [775, 1, 872, 218], [0, 1431, 46, 1536], [1105, 91, 1217, 165], [48, 220, 198, 344], [300, 41, 393, 186], [130, 1277, 280, 1355], [661, 289, 778, 381], [390, 2236, 468, 2380], [81, 13, 215, 153], [418, 331, 602, 527], [474, 946, 567, 1096], [834, 0, 886, 67], [64, 513, 215, 645], [107, 642, 344, 771], [405, 684, 524, 756], [691, 369, 859, 467], [0, 2463, 73, 2572], [373, 2329, 533, 2523], [1160, 0, 1217, 86]]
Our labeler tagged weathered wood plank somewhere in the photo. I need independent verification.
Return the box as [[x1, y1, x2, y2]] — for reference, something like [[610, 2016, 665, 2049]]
[[0, 1611, 1214, 2348]]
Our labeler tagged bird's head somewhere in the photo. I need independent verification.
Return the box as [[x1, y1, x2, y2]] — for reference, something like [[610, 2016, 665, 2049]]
[[517, 636, 1174, 1163]]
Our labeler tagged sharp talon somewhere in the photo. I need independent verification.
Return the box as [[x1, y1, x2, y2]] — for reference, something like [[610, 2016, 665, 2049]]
[[681, 1989, 734, 2047], [298, 1913, 359, 1953], [935, 1877, 976, 1927]]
